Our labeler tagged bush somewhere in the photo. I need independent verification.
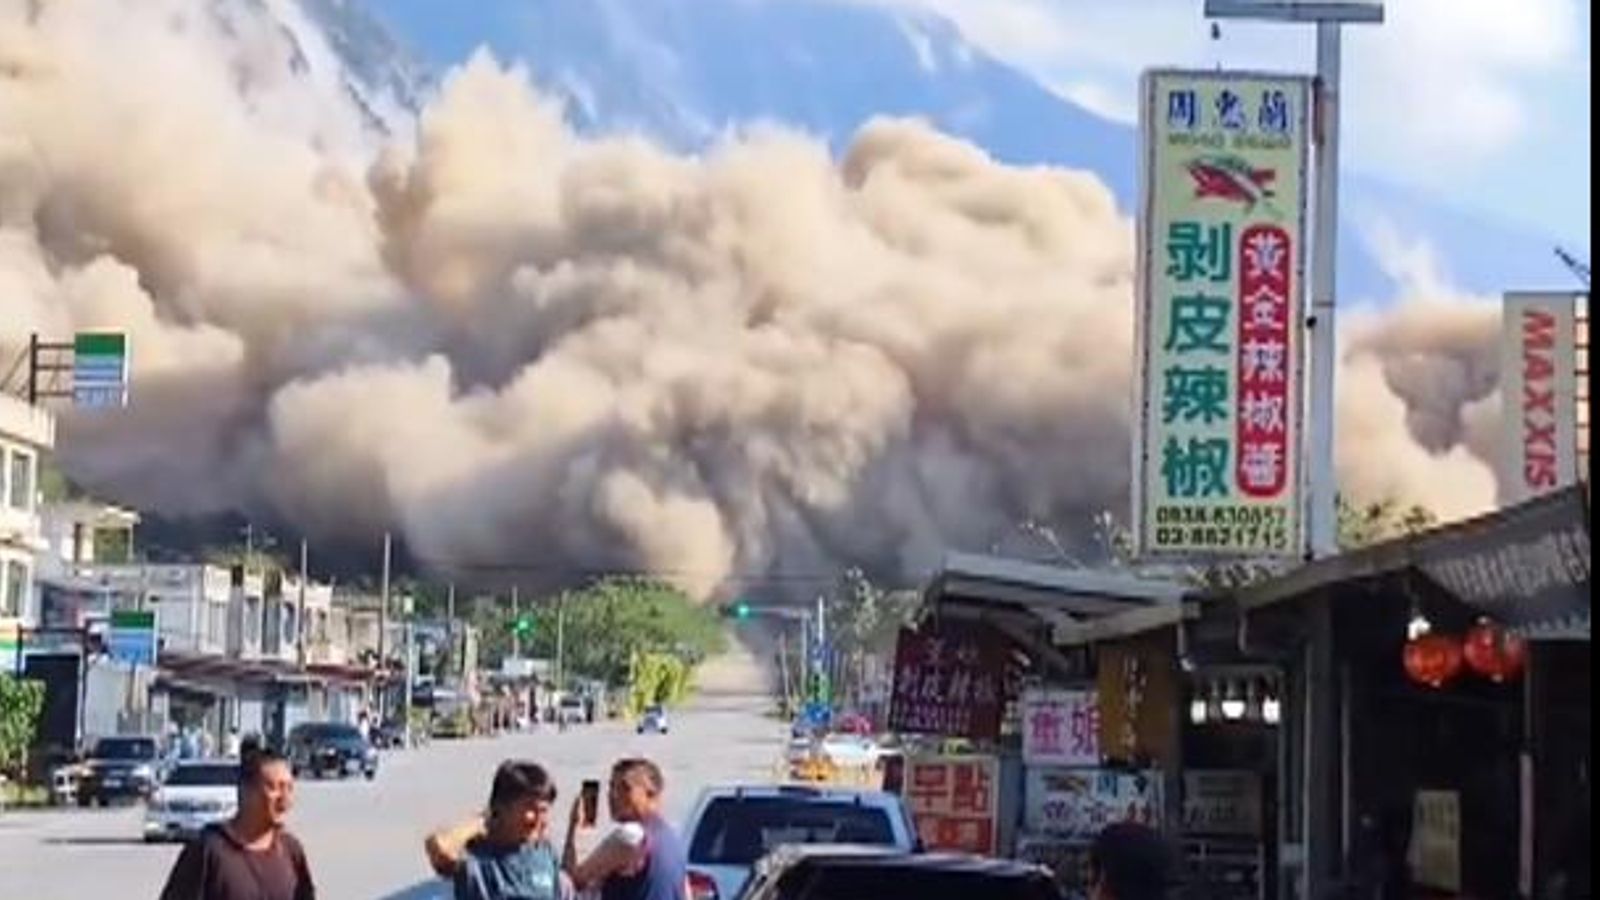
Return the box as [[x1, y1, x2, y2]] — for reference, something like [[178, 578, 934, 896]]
[[0, 676, 45, 779]]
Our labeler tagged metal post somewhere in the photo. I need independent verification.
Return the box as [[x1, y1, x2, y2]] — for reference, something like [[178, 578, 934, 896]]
[[26, 333, 39, 407], [377, 532, 390, 716], [295, 539, 308, 667], [511, 585, 520, 660], [402, 616, 414, 748], [1307, 21, 1342, 559], [555, 594, 565, 695]]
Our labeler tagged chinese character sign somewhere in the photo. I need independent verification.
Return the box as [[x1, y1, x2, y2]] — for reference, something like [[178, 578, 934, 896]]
[[1024, 768, 1163, 839], [904, 755, 999, 855], [888, 626, 1014, 741], [1022, 689, 1099, 767], [1134, 71, 1310, 558]]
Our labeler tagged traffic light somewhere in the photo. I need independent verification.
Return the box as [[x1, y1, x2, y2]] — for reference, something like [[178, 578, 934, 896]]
[[734, 601, 752, 620], [513, 616, 534, 636]]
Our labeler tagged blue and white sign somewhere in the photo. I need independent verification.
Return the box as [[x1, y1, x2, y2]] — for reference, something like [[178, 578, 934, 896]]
[[108, 610, 156, 666], [73, 331, 130, 409]]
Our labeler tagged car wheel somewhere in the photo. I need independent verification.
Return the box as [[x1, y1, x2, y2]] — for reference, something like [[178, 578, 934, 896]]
[[364, 769, 377, 781], [77, 794, 92, 808]]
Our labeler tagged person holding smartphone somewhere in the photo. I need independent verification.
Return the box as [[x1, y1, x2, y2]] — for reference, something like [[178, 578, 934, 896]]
[[425, 760, 574, 900], [563, 758, 689, 900]]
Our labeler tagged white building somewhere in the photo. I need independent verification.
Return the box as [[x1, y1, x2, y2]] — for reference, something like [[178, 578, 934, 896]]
[[0, 393, 54, 624]]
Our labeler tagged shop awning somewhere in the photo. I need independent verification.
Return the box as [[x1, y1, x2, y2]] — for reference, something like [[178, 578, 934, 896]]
[[925, 552, 1194, 667], [1239, 486, 1590, 639]]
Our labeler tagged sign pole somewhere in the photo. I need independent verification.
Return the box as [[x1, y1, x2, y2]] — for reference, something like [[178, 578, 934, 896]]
[[1306, 21, 1342, 559]]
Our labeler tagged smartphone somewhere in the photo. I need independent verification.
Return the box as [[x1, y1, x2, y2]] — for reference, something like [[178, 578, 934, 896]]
[[580, 779, 600, 826]]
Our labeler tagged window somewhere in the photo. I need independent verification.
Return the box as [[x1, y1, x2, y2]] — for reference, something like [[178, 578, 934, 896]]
[[7, 448, 32, 511], [164, 763, 240, 786], [689, 797, 896, 866], [2, 560, 27, 618]]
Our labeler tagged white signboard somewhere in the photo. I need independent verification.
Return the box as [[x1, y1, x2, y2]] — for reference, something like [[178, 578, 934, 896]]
[[1021, 689, 1100, 767], [1134, 70, 1311, 559], [1500, 292, 1579, 504], [1024, 767, 1162, 838]]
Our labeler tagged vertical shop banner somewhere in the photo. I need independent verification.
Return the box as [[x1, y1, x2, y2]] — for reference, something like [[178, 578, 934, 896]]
[[903, 755, 1000, 855], [1500, 292, 1579, 505], [888, 626, 1014, 741], [1134, 70, 1311, 558], [1021, 689, 1099, 767]]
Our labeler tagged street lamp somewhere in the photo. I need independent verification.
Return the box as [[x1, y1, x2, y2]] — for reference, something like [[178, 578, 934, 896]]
[[1204, 0, 1383, 559]]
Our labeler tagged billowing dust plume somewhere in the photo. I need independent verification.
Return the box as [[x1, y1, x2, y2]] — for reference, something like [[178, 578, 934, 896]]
[[0, 0, 1508, 596]]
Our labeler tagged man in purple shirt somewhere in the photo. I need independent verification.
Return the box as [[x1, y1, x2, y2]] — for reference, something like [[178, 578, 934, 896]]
[[563, 758, 689, 900]]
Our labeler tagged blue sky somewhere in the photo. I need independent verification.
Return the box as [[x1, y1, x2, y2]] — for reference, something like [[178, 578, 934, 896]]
[[866, 0, 1591, 245], [380, 0, 1590, 248]]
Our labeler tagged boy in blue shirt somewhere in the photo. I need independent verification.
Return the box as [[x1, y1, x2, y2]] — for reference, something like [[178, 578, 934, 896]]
[[426, 760, 574, 900]]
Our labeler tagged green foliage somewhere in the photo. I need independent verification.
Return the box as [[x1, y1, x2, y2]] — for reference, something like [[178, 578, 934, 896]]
[[473, 577, 726, 688], [1337, 495, 1436, 549], [628, 651, 691, 715], [0, 676, 45, 777]]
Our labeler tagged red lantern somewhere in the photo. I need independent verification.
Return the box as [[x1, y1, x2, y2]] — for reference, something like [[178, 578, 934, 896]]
[[1404, 633, 1464, 688], [1463, 620, 1527, 683]]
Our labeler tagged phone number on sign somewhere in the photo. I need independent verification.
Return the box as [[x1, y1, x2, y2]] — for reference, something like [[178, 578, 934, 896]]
[[1153, 505, 1289, 552]]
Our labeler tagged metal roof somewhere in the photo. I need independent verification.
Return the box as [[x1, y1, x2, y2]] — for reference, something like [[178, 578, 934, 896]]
[[926, 551, 1193, 647]]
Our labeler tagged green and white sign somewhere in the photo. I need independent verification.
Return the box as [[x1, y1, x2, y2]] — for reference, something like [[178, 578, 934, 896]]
[[73, 331, 129, 409], [1133, 70, 1311, 558], [109, 609, 156, 666]]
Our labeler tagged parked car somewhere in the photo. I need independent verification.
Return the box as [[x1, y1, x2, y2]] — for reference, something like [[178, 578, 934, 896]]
[[637, 704, 669, 735], [557, 695, 586, 725], [817, 733, 885, 768], [77, 735, 163, 806], [143, 760, 239, 842], [285, 722, 378, 780], [737, 846, 1064, 900], [683, 784, 918, 900]]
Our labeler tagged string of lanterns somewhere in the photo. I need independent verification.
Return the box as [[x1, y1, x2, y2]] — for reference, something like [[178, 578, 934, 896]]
[[1403, 616, 1527, 688]]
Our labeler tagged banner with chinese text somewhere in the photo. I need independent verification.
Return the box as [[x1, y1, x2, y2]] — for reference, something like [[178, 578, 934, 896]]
[[904, 755, 1000, 855], [1021, 689, 1099, 767], [1134, 69, 1311, 558], [888, 626, 1015, 741]]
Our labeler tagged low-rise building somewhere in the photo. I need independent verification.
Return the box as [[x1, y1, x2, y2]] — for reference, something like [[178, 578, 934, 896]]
[[0, 393, 54, 626]]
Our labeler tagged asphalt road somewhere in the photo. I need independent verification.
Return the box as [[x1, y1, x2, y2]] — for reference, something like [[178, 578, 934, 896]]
[[0, 645, 782, 899]]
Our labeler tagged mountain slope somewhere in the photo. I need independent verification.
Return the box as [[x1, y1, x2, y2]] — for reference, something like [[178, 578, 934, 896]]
[[370, 0, 1582, 302]]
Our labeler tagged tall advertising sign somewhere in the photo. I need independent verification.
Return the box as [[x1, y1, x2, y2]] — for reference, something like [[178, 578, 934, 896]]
[[72, 331, 129, 409], [1134, 70, 1311, 558], [1500, 293, 1579, 505]]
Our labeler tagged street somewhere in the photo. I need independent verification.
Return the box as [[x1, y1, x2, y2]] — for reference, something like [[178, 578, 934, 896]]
[[0, 650, 781, 899]]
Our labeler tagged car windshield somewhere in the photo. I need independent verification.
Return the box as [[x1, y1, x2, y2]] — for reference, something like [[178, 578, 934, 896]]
[[645, 706, 664, 716], [690, 797, 896, 866], [93, 737, 157, 760], [164, 763, 239, 786], [776, 865, 1060, 900], [297, 724, 362, 742]]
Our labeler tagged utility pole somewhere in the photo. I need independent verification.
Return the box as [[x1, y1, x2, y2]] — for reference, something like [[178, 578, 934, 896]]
[[555, 594, 566, 696], [511, 585, 521, 660], [296, 539, 308, 668], [377, 532, 391, 719], [1199, 11, 1383, 899], [1204, 0, 1382, 560]]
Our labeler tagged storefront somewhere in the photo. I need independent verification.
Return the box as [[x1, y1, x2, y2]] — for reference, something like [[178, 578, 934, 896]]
[[1229, 486, 1590, 900]]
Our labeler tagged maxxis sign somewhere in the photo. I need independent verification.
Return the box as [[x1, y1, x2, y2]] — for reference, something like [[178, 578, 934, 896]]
[[1499, 292, 1580, 505], [1134, 70, 1311, 559]]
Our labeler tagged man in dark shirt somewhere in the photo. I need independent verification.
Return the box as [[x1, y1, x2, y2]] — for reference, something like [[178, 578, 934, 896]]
[[159, 744, 316, 900]]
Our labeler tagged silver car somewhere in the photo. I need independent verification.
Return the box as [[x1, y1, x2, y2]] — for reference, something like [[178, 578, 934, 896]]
[[143, 760, 239, 842]]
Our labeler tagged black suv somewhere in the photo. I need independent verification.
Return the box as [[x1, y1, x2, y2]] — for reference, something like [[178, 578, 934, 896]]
[[77, 735, 163, 806], [739, 847, 1065, 900], [285, 722, 378, 780]]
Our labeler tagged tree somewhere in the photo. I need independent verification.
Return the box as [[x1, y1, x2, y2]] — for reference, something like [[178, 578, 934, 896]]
[[471, 577, 726, 689], [0, 676, 44, 779]]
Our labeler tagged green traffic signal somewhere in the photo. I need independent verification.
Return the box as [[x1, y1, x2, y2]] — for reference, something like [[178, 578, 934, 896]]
[[513, 616, 533, 635], [734, 602, 751, 620]]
